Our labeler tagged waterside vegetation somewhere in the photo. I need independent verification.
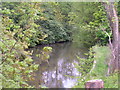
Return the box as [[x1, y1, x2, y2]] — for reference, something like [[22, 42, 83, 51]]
[[1, 2, 119, 88]]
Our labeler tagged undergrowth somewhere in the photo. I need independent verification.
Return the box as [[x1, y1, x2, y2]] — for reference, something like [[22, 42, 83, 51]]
[[74, 45, 118, 88]]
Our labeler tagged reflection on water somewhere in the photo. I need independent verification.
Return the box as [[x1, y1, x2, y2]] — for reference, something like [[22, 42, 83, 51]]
[[28, 42, 87, 88]]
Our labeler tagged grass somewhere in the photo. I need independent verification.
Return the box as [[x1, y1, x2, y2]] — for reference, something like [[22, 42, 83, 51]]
[[74, 45, 118, 88], [90, 45, 109, 77]]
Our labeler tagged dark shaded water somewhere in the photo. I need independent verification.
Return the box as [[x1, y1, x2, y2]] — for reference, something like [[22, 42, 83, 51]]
[[28, 42, 87, 88]]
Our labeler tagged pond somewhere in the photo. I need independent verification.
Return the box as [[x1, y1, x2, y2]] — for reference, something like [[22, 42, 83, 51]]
[[28, 42, 88, 88]]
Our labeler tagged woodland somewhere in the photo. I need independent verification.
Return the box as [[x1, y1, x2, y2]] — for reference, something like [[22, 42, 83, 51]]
[[0, 1, 120, 88]]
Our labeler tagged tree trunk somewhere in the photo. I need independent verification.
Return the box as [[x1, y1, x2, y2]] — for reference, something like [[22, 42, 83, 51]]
[[102, 2, 119, 74], [85, 79, 104, 89]]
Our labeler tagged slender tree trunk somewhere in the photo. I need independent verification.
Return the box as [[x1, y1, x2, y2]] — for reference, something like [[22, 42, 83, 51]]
[[118, 32, 120, 73], [102, 2, 119, 74]]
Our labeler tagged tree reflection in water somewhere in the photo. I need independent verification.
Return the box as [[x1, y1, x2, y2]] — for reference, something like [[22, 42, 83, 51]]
[[28, 42, 87, 88]]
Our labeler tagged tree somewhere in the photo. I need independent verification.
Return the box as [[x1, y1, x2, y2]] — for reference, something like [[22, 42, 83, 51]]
[[102, 1, 119, 74]]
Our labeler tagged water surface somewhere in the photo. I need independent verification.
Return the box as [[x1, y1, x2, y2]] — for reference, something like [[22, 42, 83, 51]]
[[29, 42, 87, 88]]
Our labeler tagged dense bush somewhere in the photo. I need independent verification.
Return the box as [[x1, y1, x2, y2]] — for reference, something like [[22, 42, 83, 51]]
[[72, 3, 111, 47], [1, 2, 51, 88], [89, 4, 111, 45], [2, 2, 47, 47], [1, 15, 39, 88], [36, 2, 73, 44], [2, 2, 73, 46]]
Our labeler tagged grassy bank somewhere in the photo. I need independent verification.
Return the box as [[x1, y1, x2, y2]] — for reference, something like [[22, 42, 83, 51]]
[[74, 45, 118, 88]]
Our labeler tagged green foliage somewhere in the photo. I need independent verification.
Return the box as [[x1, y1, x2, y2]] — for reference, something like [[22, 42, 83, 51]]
[[74, 45, 118, 88], [1, 3, 42, 88], [72, 3, 111, 47], [1, 2, 118, 88], [71, 2, 99, 25], [89, 5, 111, 45], [117, 1, 120, 16], [2, 2, 74, 46], [90, 46, 110, 76], [36, 2, 73, 44], [75, 47, 94, 76], [2, 2, 73, 87], [71, 3, 99, 47], [2, 2, 111, 47], [1, 2, 116, 47], [43, 46, 52, 52], [2, 2, 47, 47], [36, 46, 52, 64], [73, 25, 97, 47], [103, 73, 118, 88]]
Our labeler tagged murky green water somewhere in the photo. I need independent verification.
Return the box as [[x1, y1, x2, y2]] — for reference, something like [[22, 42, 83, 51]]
[[28, 42, 87, 88]]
